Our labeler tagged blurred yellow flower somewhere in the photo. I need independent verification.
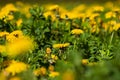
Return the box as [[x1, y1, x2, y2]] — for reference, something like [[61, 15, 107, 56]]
[[0, 32, 9, 37], [16, 19, 23, 27], [71, 29, 84, 35], [113, 23, 120, 31], [6, 35, 34, 56], [62, 70, 75, 80], [49, 71, 59, 78], [9, 77, 21, 80], [93, 6, 104, 12], [105, 11, 116, 18], [47, 4, 59, 11], [46, 47, 51, 54], [5, 60, 28, 76], [0, 45, 6, 53], [51, 54, 58, 60], [0, 3, 17, 19], [82, 59, 89, 65], [33, 67, 46, 76], [48, 65, 54, 72], [53, 43, 70, 48]]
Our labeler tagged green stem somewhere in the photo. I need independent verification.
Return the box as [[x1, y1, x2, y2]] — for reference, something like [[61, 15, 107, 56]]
[[110, 31, 114, 45]]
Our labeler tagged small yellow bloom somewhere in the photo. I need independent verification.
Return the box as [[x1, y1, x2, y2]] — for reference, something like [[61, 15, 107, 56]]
[[71, 29, 84, 35], [9, 77, 21, 80], [105, 11, 116, 19], [51, 54, 58, 60], [93, 6, 104, 12], [53, 43, 70, 48], [6, 30, 23, 42], [47, 5, 59, 11], [48, 65, 54, 72], [49, 71, 59, 78], [62, 71, 75, 80], [34, 67, 46, 76], [63, 43, 70, 47], [46, 48, 51, 54], [5, 60, 28, 76], [113, 23, 120, 31], [0, 32, 9, 37], [6, 36, 34, 56], [82, 59, 89, 65], [16, 19, 23, 27], [0, 45, 6, 53]]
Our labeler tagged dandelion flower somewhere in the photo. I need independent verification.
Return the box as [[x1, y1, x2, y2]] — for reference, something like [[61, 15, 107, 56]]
[[33, 67, 46, 76], [71, 29, 84, 35], [5, 60, 28, 76], [6, 36, 34, 57], [49, 71, 59, 78]]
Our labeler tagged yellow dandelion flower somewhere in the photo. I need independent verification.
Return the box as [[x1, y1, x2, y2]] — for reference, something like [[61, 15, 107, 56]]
[[0, 71, 8, 80], [6, 15, 14, 20], [9, 77, 21, 80], [49, 71, 59, 78], [62, 71, 75, 80], [82, 59, 89, 65], [63, 43, 70, 47], [16, 19, 22, 27], [46, 4, 59, 11], [71, 29, 84, 35], [46, 48, 51, 54], [33, 67, 46, 76], [71, 4, 86, 13], [0, 45, 6, 54], [0, 3, 17, 19], [53, 44, 63, 48], [5, 60, 28, 76], [113, 23, 120, 31], [6, 30, 23, 42], [0, 32, 9, 37], [6, 36, 34, 57], [105, 11, 116, 19], [48, 65, 54, 72], [108, 20, 116, 25], [51, 54, 58, 60], [53, 43, 70, 48], [93, 6, 104, 12]]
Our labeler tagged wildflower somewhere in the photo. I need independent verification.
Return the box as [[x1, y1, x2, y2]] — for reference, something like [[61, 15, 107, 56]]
[[46, 48, 51, 54], [48, 65, 54, 72], [53, 43, 70, 48], [47, 4, 59, 11], [9, 77, 21, 80], [0, 32, 9, 37], [0, 3, 17, 19], [113, 23, 120, 31], [71, 4, 86, 13], [49, 71, 59, 78], [82, 59, 89, 65], [93, 6, 104, 12], [6, 30, 23, 42], [62, 70, 75, 80], [6, 36, 34, 56], [5, 60, 28, 76], [51, 54, 58, 61], [16, 19, 22, 27], [33, 67, 46, 76], [71, 29, 84, 35], [0, 45, 6, 54], [63, 43, 70, 47], [105, 11, 116, 19]]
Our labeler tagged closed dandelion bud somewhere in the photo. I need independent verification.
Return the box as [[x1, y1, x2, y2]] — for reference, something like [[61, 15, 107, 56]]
[[46, 48, 51, 54], [82, 59, 89, 65]]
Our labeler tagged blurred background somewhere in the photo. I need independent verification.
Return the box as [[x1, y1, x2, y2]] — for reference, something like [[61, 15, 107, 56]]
[[0, 0, 119, 5]]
